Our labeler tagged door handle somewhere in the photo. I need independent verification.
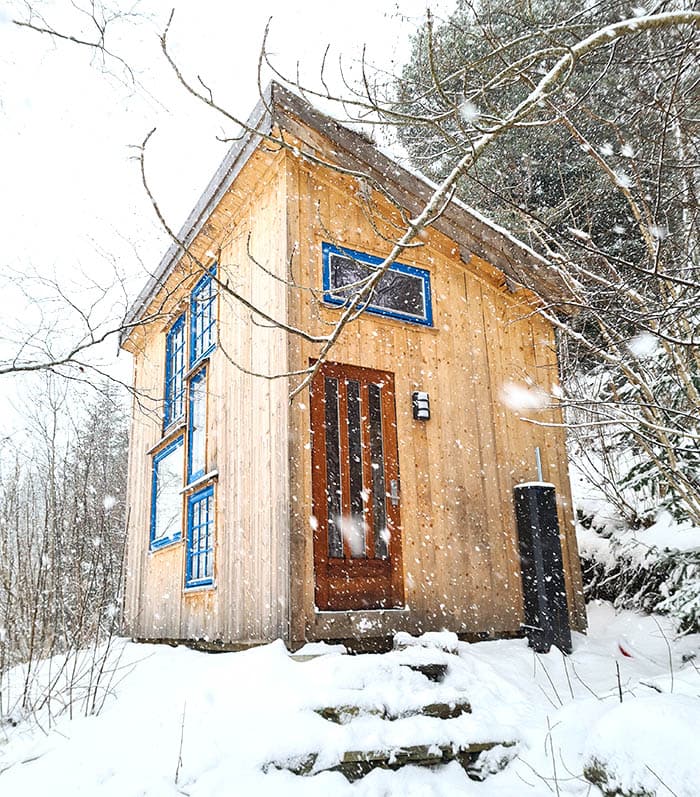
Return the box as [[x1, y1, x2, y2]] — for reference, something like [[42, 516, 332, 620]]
[[389, 479, 400, 507]]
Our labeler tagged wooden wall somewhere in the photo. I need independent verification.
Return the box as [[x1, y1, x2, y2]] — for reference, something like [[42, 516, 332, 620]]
[[284, 153, 586, 646], [123, 147, 291, 645]]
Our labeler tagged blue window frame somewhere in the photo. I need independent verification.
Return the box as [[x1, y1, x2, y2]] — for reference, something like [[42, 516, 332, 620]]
[[187, 367, 207, 483], [164, 314, 186, 428], [150, 435, 184, 550], [186, 485, 214, 588], [190, 266, 217, 366], [322, 243, 433, 327]]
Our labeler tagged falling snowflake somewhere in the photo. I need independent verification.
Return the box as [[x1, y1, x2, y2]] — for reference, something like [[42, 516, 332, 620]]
[[500, 381, 548, 411], [628, 333, 658, 359], [614, 170, 633, 189], [459, 100, 481, 123]]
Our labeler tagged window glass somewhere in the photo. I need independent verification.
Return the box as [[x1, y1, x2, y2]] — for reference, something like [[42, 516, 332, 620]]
[[188, 368, 207, 482], [151, 436, 184, 549], [190, 268, 217, 365], [322, 244, 432, 326], [323, 377, 343, 558], [164, 315, 186, 428]]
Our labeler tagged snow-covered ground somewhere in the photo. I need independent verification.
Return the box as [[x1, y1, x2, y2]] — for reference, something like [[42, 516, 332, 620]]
[[1, 603, 698, 796]]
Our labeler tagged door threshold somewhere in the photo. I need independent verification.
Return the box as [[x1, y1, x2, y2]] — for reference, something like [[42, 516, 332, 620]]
[[314, 607, 411, 615]]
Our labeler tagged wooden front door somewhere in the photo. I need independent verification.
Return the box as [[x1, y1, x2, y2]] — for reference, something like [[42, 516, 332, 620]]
[[310, 361, 404, 611]]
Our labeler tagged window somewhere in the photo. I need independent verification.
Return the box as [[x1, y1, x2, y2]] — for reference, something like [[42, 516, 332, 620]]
[[322, 243, 433, 327], [152, 269, 216, 587], [190, 267, 217, 365], [187, 367, 207, 483], [164, 314, 186, 428], [150, 436, 184, 550], [186, 485, 215, 587]]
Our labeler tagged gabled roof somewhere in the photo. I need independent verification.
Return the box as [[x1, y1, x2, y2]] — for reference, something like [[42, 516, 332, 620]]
[[121, 82, 568, 344]]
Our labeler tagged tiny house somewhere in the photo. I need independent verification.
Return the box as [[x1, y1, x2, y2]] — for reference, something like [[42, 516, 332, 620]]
[[121, 83, 586, 650]]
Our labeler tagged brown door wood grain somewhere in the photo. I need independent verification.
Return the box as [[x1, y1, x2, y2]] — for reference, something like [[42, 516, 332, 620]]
[[310, 361, 404, 611]]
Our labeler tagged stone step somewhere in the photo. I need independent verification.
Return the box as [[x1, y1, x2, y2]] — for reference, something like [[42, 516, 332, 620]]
[[316, 696, 472, 724], [402, 661, 449, 682], [265, 740, 511, 781]]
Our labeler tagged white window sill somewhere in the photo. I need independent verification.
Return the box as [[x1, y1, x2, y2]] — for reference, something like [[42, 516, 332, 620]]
[[180, 470, 219, 494], [183, 582, 216, 594]]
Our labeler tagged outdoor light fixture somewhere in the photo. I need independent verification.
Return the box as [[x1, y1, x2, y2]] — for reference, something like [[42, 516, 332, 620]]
[[412, 391, 430, 421]]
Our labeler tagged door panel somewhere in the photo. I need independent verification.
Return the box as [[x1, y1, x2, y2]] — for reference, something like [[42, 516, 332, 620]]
[[310, 361, 404, 611]]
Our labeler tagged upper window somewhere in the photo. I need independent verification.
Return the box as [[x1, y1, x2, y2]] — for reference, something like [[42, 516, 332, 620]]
[[190, 267, 217, 365], [150, 435, 184, 550], [322, 243, 433, 327], [164, 314, 186, 428], [187, 367, 207, 483]]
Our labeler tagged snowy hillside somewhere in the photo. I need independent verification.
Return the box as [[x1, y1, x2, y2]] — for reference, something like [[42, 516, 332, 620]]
[[1, 603, 698, 796]]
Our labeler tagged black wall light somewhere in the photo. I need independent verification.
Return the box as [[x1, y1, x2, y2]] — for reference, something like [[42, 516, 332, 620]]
[[412, 391, 430, 420]]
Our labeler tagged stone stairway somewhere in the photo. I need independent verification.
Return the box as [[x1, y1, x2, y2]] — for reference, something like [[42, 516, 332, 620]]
[[264, 632, 517, 782]]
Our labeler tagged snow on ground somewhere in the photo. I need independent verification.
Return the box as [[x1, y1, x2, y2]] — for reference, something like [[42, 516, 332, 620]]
[[1, 603, 699, 796]]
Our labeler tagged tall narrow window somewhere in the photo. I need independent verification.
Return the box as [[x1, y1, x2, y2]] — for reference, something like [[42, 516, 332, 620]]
[[190, 267, 217, 365], [186, 485, 214, 588], [164, 315, 186, 428], [187, 367, 207, 482], [150, 436, 184, 550]]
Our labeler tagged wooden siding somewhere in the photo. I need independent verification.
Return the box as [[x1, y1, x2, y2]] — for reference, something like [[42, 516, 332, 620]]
[[124, 148, 291, 645], [123, 116, 585, 649], [285, 154, 586, 645]]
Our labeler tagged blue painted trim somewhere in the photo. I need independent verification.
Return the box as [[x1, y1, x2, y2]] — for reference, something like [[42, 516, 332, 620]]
[[149, 435, 184, 551], [164, 314, 186, 430], [189, 264, 217, 368], [187, 366, 207, 484], [185, 484, 215, 588], [321, 242, 433, 327]]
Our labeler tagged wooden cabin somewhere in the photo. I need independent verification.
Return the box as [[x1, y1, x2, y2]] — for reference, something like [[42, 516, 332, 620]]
[[121, 82, 586, 650]]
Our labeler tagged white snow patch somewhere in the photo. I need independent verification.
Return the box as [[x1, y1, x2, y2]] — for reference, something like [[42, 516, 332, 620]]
[[292, 641, 347, 658], [583, 694, 700, 797]]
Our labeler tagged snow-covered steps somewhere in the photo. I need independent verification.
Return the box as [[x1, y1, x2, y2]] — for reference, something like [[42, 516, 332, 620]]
[[265, 740, 510, 781], [263, 631, 519, 783]]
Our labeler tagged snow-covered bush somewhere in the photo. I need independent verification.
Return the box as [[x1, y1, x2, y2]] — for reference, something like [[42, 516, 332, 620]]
[[578, 509, 700, 634]]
